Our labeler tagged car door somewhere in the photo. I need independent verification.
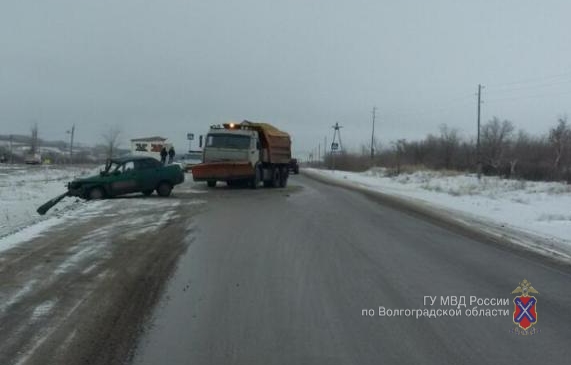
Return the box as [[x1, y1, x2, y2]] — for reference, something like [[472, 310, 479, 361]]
[[134, 158, 162, 191], [109, 161, 139, 196]]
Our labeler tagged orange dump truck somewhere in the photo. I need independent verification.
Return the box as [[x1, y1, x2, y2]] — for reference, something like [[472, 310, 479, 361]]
[[192, 120, 292, 188]]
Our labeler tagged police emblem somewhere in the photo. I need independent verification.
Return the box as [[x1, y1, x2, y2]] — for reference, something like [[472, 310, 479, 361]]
[[511, 279, 538, 331]]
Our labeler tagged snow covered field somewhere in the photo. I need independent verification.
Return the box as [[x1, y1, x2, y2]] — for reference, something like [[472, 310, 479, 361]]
[[0, 164, 97, 240], [307, 167, 571, 254]]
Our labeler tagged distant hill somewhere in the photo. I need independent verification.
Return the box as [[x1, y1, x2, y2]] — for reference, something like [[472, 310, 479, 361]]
[[0, 134, 67, 149], [0, 135, 130, 164]]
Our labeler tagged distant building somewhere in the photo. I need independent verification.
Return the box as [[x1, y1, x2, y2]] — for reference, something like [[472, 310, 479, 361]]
[[130, 136, 172, 160], [24, 152, 42, 165]]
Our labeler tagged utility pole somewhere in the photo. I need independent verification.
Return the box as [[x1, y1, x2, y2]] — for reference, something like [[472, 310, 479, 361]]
[[318, 143, 321, 165], [331, 122, 343, 170], [69, 124, 75, 164], [9, 134, 13, 164], [371, 106, 377, 159], [331, 122, 343, 150], [476, 84, 483, 180]]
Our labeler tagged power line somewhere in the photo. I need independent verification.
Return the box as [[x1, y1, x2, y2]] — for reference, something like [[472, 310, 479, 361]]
[[485, 70, 571, 89], [486, 77, 571, 95], [381, 93, 474, 118], [485, 89, 571, 103], [379, 73, 571, 120], [378, 78, 570, 127]]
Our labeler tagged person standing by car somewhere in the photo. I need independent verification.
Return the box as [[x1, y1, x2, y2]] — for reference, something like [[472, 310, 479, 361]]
[[168, 146, 176, 164], [160, 147, 168, 165]]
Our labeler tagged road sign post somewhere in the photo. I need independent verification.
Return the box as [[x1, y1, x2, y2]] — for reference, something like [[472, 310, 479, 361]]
[[330, 123, 343, 170]]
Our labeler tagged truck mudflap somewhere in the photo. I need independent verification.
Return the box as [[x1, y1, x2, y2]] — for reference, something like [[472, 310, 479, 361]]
[[191, 161, 255, 181]]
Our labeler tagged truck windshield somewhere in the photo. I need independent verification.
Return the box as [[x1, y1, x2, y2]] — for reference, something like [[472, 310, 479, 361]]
[[206, 134, 250, 149]]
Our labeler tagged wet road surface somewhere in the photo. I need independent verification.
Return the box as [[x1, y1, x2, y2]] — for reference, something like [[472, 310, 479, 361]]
[[0, 183, 204, 365], [131, 175, 571, 365]]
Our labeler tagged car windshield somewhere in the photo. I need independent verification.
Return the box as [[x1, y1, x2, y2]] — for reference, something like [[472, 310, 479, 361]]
[[102, 161, 121, 174], [206, 134, 250, 149]]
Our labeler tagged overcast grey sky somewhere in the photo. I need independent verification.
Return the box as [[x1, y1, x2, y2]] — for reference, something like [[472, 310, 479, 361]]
[[1, 0, 570, 157]]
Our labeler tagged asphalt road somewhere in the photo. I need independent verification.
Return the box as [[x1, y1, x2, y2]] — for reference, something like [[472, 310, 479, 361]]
[[0, 187, 203, 365], [131, 175, 571, 365]]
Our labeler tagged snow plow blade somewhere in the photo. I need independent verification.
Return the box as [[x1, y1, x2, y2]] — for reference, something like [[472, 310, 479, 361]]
[[192, 161, 255, 181]]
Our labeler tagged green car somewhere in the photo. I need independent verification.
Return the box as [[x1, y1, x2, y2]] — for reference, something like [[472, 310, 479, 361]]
[[68, 156, 185, 199]]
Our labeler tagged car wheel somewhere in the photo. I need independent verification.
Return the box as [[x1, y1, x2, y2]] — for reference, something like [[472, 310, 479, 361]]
[[207, 180, 216, 188], [156, 182, 173, 197], [88, 187, 105, 200], [143, 190, 153, 196]]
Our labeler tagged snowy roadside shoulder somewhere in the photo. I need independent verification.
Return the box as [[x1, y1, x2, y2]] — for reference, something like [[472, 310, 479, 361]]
[[305, 167, 571, 262], [0, 165, 99, 241]]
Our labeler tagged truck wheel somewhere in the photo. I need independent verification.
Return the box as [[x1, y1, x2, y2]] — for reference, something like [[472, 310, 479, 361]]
[[271, 168, 280, 188], [279, 167, 289, 188], [156, 182, 173, 197], [207, 180, 216, 188], [250, 166, 261, 189], [88, 187, 105, 200]]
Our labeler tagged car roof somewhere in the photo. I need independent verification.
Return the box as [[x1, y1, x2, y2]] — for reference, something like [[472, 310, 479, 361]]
[[109, 155, 157, 163]]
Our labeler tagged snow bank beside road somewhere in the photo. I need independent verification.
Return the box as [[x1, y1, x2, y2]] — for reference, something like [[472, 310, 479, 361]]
[[0, 165, 96, 239], [307, 168, 571, 252]]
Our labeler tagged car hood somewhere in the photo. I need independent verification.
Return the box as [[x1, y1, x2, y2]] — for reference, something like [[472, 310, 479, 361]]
[[69, 173, 107, 186]]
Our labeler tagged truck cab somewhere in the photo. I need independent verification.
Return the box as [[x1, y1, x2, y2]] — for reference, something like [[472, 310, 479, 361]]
[[203, 126, 260, 167]]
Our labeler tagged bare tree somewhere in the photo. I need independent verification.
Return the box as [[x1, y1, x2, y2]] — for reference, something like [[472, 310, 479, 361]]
[[549, 116, 571, 173], [504, 130, 526, 177], [394, 139, 406, 174], [323, 113, 571, 182], [406, 140, 427, 166], [481, 117, 514, 171], [102, 126, 122, 159], [439, 124, 459, 170], [459, 139, 476, 171]]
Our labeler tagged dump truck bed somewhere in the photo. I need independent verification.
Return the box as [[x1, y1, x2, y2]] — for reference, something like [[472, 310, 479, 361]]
[[238, 121, 291, 164]]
